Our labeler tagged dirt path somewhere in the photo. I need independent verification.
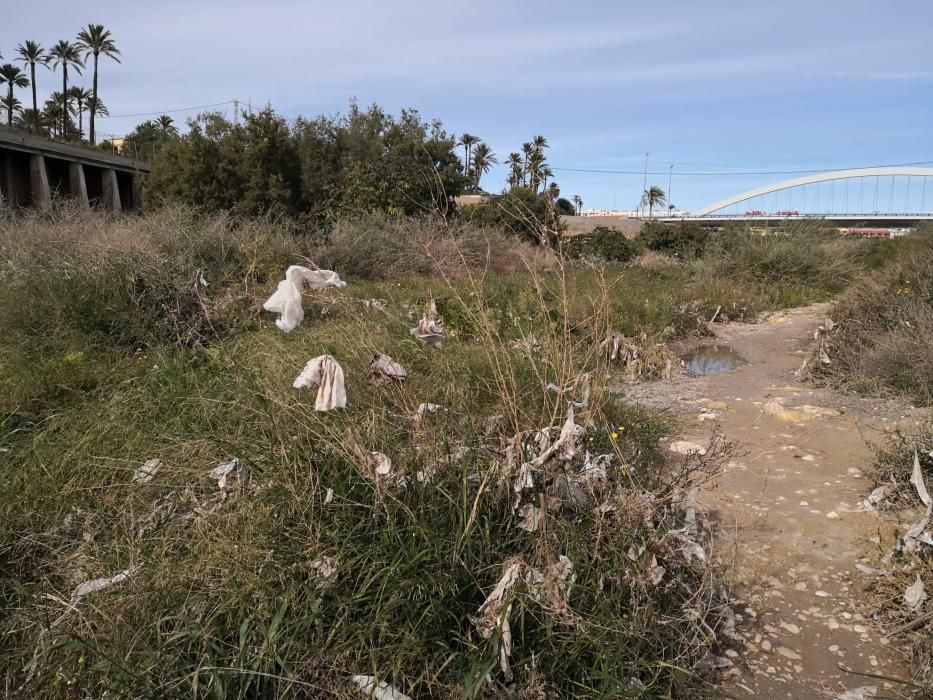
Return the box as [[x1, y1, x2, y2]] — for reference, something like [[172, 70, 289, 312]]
[[627, 304, 926, 699]]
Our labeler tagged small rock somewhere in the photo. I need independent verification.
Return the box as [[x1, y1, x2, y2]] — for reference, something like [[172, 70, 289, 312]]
[[777, 646, 802, 660]]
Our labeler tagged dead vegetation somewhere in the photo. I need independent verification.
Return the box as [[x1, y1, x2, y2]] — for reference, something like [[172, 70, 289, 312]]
[[0, 208, 746, 698]]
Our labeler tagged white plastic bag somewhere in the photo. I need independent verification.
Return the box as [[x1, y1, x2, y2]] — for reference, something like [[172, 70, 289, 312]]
[[263, 266, 346, 333]]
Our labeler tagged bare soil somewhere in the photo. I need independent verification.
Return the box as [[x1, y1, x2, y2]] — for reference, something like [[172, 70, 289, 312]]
[[625, 304, 930, 699]]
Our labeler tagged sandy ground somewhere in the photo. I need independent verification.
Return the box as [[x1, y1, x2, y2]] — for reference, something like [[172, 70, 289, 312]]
[[625, 304, 929, 699]]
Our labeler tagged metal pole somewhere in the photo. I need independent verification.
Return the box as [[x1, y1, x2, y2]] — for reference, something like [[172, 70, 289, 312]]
[[642, 152, 649, 217], [859, 177, 864, 215], [888, 175, 895, 212], [905, 175, 911, 212], [668, 164, 673, 214]]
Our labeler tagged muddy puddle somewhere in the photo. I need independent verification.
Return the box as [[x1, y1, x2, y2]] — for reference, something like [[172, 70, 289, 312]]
[[681, 344, 747, 376]]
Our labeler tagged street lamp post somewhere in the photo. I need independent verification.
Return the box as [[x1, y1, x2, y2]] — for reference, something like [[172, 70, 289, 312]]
[[668, 164, 673, 216]]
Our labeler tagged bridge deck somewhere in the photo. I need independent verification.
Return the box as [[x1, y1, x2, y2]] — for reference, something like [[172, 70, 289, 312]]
[[0, 130, 149, 174]]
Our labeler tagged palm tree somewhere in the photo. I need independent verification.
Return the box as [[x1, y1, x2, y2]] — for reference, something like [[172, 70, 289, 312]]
[[521, 142, 534, 186], [49, 41, 84, 139], [540, 165, 554, 191], [1, 94, 23, 127], [458, 133, 479, 182], [641, 186, 666, 219], [547, 182, 560, 201], [68, 86, 93, 139], [531, 134, 549, 154], [43, 92, 76, 138], [14, 108, 49, 136], [87, 95, 109, 117], [16, 41, 47, 120], [471, 142, 497, 190], [506, 152, 522, 188], [572, 194, 583, 215], [76, 25, 120, 145], [0, 64, 29, 128], [155, 114, 178, 136]]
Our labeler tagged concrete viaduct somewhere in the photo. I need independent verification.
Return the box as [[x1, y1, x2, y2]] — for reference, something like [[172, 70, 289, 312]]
[[0, 130, 149, 212]]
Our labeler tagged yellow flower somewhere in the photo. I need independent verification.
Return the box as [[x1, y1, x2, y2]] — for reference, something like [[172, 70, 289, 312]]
[[617, 426, 625, 431], [588, 437, 594, 442], [611, 432, 619, 439]]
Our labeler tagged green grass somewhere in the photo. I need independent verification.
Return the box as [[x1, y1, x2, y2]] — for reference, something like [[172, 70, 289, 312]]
[[0, 207, 917, 697]]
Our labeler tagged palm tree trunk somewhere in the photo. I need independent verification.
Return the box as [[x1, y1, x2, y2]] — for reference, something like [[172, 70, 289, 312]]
[[90, 52, 99, 144], [62, 67, 68, 138], [30, 63, 37, 116], [78, 104, 83, 140], [7, 85, 13, 127]]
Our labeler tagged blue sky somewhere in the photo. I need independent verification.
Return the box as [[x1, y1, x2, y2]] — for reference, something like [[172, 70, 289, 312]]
[[3, 0, 932, 211]]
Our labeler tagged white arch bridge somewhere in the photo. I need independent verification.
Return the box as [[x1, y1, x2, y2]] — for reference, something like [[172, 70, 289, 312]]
[[680, 166, 933, 223]]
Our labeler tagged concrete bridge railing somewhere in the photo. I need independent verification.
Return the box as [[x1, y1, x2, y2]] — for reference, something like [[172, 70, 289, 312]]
[[0, 130, 150, 212]]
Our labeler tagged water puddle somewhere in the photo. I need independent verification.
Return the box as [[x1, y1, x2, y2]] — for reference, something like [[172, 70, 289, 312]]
[[681, 344, 747, 376]]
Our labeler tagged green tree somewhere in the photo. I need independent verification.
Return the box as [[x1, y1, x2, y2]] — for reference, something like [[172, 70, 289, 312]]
[[76, 24, 120, 145], [155, 114, 179, 136], [506, 152, 522, 188], [471, 142, 497, 191], [458, 133, 479, 183], [555, 196, 575, 215], [463, 186, 561, 246], [68, 86, 92, 139], [521, 142, 534, 185], [641, 185, 666, 219], [14, 108, 49, 136], [0, 64, 29, 128], [15, 41, 47, 121], [48, 41, 83, 139], [572, 194, 582, 214], [43, 92, 76, 138], [547, 181, 560, 200], [1, 94, 23, 127]]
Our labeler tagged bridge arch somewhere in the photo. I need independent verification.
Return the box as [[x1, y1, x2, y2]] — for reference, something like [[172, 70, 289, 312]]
[[693, 166, 933, 217]]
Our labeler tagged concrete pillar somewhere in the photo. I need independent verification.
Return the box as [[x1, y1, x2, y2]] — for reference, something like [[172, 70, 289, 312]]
[[131, 175, 145, 212], [29, 154, 51, 211], [68, 162, 90, 208], [102, 168, 122, 212]]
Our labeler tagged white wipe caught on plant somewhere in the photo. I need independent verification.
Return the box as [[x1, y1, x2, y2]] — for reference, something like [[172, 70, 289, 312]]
[[350, 675, 412, 700], [410, 299, 444, 350], [293, 355, 347, 411], [263, 265, 347, 333], [367, 353, 408, 386]]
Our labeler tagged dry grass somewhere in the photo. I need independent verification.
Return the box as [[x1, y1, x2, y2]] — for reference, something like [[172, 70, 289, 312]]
[[0, 207, 739, 698], [806, 233, 933, 406]]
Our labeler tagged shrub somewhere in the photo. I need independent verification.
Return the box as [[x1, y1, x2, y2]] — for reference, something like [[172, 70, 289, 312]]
[[639, 221, 711, 259], [563, 226, 636, 263], [314, 215, 542, 281], [806, 235, 933, 405]]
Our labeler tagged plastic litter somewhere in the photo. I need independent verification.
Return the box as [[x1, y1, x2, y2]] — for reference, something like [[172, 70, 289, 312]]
[[350, 675, 412, 700], [367, 353, 408, 386], [293, 355, 347, 411], [517, 504, 543, 532], [310, 556, 339, 587], [263, 265, 346, 333], [71, 569, 133, 604], [911, 450, 931, 506], [132, 458, 161, 484], [904, 575, 927, 611], [472, 560, 521, 680], [210, 458, 244, 490], [410, 300, 444, 350]]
